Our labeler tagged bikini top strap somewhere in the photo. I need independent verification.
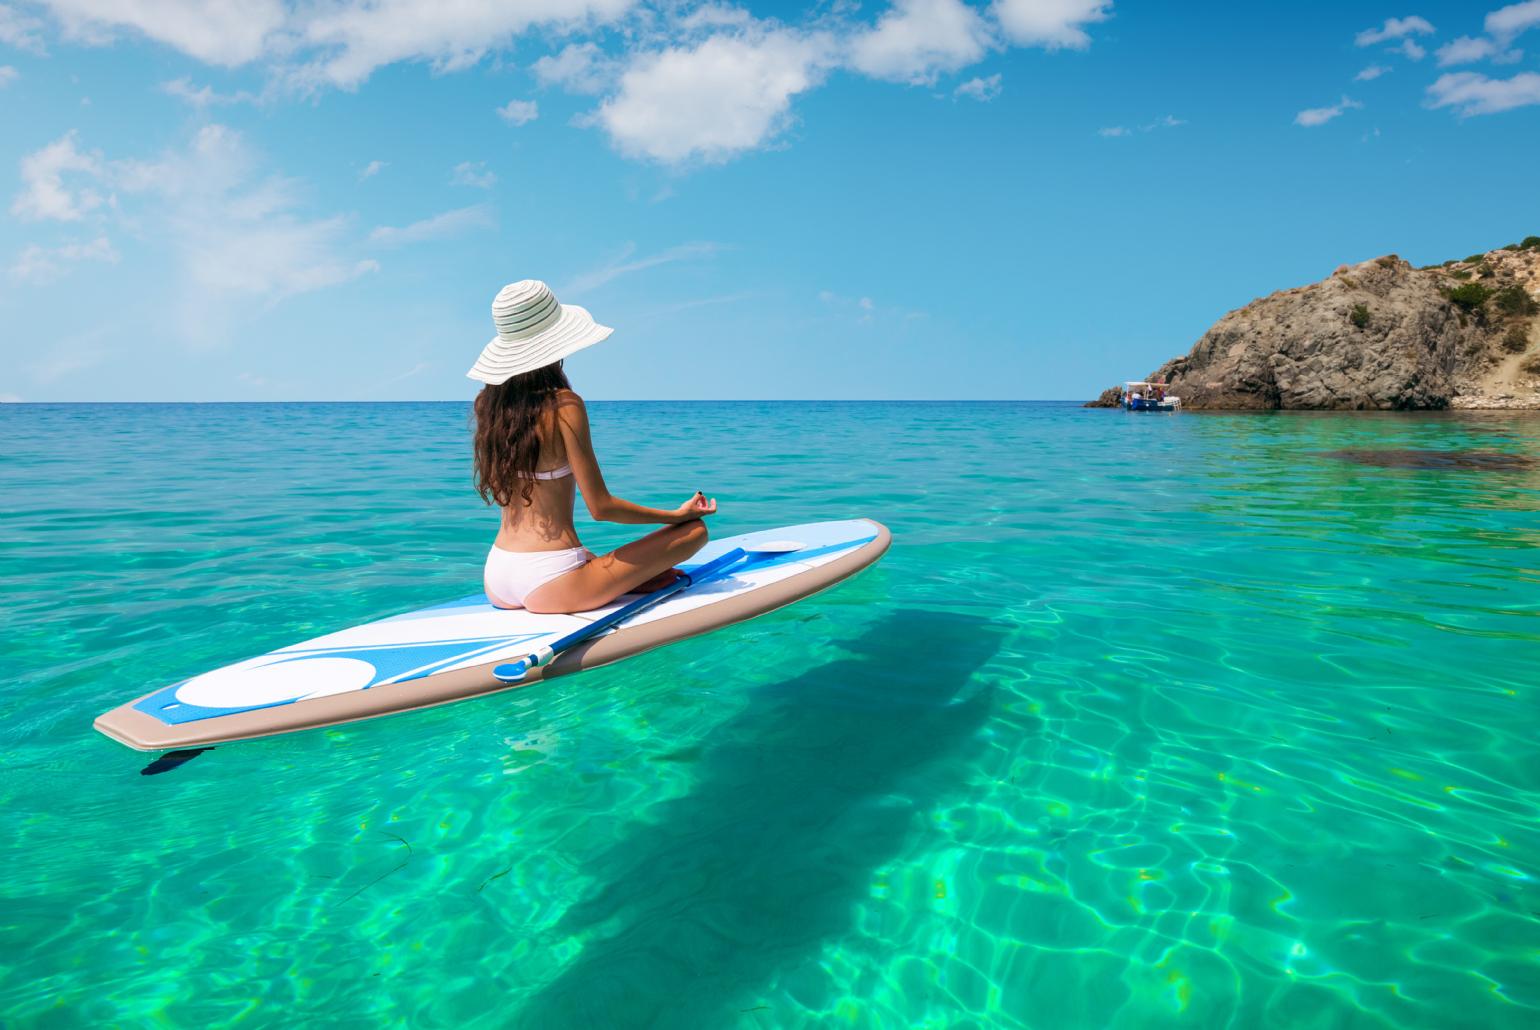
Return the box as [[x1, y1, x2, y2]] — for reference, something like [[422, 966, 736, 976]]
[[520, 462, 572, 481]]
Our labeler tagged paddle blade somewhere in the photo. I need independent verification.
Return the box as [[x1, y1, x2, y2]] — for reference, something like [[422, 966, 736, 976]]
[[493, 660, 532, 684]]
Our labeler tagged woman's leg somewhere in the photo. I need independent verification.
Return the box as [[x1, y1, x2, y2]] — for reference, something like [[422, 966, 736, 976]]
[[523, 520, 709, 614]]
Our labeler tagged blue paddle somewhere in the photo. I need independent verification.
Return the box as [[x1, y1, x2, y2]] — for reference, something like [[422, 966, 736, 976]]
[[490, 540, 803, 684]]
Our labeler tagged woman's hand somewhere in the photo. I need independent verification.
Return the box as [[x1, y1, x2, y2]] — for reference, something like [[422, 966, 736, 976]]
[[671, 491, 717, 522]]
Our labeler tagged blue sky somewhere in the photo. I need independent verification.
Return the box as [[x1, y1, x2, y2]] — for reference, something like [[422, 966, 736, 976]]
[[2, 0, 1539, 401]]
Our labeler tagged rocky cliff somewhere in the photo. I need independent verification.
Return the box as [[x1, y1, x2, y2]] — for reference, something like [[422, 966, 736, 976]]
[[1111, 240, 1540, 410]]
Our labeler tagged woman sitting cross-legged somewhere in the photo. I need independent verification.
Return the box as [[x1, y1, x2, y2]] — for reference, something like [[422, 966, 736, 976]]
[[468, 279, 716, 614]]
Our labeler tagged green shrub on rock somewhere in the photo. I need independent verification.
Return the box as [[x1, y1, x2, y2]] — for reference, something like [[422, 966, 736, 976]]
[[1350, 304, 1371, 328], [1494, 286, 1540, 317], [1446, 282, 1495, 310], [1521, 353, 1540, 377], [1521, 236, 1540, 250]]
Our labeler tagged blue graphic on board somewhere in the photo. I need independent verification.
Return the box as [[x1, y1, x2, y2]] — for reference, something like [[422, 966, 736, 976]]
[[129, 520, 877, 729], [134, 633, 551, 724]]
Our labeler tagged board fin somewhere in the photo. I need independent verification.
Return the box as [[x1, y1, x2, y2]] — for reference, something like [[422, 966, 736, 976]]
[[140, 748, 213, 776]]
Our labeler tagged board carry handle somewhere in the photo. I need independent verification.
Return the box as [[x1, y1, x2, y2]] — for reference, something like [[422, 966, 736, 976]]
[[492, 546, 754, 684]]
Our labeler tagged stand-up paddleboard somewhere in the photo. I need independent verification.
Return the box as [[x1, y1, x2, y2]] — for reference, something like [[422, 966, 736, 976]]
[[94, 519, 889, 751]]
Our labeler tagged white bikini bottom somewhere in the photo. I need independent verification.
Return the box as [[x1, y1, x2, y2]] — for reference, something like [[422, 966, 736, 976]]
[[484, 545, 594, 609]]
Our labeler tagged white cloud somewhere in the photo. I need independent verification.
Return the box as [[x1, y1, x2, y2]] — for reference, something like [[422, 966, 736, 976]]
[[359, 159, 386, 179], [374, 360, 431, 388], [1355, 64, 1391, 80], [1487, 1, 1540, 41], [1428, 4, 1539, 68], [15, 125, 373, 343], [817, 288, 924, 323], [497, 98, 539, 125], [532, 41, 618, 94], [1427, 69, 1540, 115], [9, 1, 1120, 172], [9, 235, 118, 284], [0, 3, 48, 54], [450, 160, 496, 188], [1435, 35, 1521, 66], [848, 0, 991, 85], [160, 77, 220, 106], [1099, 114, 1182, 137], [369, 204, 493, 246], [295, 0, 637, 88], [678, 4, 754, 32], [1294, 95, 1362, 126], [563, 241, 720, 294], [595, 25, 835, 164], [22, 1, 638, 86], [118, 125, 377, 317], [11, 132, 106, 222], [642, 290, 755, 317], [991, 0, 1111, 49], [36, 0, 287, 66], [0, 64, 17, 85], [1394, 38, 1427, 60], [159, 76, 260, 107], [7, 0, 1112, 110], [954, 73, 1002, 101], [1355, 15, 1434, 46]]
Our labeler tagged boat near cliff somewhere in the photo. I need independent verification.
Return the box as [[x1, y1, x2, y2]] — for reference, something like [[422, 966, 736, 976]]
[[1122, 381, 1180, 412]]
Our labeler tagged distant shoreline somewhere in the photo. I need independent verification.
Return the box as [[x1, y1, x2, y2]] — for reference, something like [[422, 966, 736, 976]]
[[1097, 240, 1540, 411], [11, 399, 1540, 414]]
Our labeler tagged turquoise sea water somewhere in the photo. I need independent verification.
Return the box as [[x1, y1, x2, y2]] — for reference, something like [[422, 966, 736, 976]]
[[2, 401, 1538, 1028]]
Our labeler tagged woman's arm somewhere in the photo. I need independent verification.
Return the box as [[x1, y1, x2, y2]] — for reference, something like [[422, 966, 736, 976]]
[[555, 392, 716, 525]]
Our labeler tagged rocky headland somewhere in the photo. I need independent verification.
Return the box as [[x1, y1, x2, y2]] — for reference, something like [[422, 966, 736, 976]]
[[1092, 238, 1540, 410]]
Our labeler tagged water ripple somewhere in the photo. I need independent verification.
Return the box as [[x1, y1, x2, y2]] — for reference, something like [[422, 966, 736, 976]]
[[1, 402, 1537, 1027]]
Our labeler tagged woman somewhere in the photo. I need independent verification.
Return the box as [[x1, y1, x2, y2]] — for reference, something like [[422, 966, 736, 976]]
[[469, 279, 716, 614]]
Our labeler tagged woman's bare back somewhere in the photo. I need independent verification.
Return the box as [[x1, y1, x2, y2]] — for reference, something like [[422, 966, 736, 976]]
[[493, 408, 581, 553]]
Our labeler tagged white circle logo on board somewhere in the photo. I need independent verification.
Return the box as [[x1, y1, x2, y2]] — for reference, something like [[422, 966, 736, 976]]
[[175, 657, 377, 710]]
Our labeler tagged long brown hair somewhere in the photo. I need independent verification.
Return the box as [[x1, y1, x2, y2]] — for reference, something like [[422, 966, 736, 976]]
[[472, 361, 571, 508]]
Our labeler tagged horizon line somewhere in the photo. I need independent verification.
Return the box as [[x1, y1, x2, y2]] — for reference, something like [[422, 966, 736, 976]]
[[0, 398, 1092, 405]]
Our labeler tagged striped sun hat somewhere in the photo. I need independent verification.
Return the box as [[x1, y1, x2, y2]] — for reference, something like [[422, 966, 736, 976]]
[[466, 280, 614, 385]]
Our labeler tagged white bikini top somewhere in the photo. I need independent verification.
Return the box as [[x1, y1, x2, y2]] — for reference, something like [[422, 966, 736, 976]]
[[521, 462, 572, 481]]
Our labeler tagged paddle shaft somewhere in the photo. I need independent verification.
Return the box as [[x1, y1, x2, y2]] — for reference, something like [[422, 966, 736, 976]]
[[492, 546, 752, 683]]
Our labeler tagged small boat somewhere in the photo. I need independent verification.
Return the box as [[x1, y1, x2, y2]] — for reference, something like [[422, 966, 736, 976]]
[[1123, 381, 1180, 412]]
